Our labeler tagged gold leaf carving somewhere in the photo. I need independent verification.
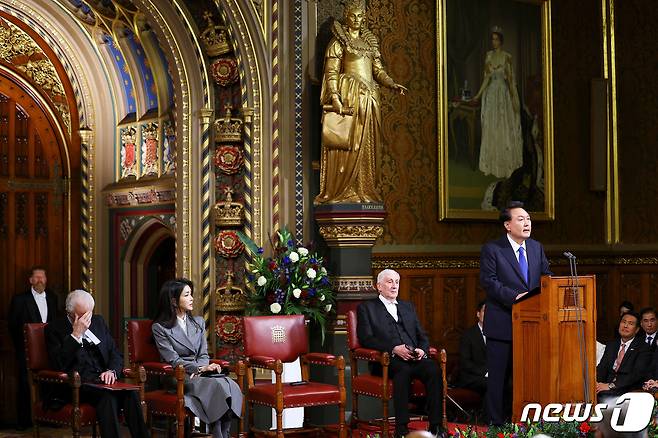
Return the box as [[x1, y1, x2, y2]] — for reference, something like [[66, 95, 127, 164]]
[[0, 19, 71, 136]]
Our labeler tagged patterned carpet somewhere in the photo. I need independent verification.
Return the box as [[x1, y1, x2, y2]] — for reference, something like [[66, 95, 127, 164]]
[[0, 422, 487, 437], [0, 426, 127, 437]]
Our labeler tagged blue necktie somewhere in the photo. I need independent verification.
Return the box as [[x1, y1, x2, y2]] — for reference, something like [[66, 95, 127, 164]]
[[518, 246, 528, 284]]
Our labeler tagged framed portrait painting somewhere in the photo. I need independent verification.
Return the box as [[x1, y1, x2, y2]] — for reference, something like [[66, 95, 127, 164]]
[[437, 0, 554, 220]]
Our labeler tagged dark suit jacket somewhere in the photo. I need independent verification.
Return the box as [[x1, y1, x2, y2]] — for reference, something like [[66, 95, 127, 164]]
[[640, 331, 658, 352], [456, 324, 487, 388], [596, 336, 651, 393], [651, 350, 658, 380], [8, 289, 59, 357], [480, 235, 551, 341], [45, 315, 124, 383], [357, 297, 430, 356]]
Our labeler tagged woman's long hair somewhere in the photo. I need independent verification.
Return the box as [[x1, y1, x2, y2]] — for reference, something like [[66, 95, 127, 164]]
[[153, 278, 203, 332]]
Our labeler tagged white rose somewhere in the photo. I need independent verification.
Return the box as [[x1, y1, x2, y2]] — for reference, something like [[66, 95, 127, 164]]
[[320, 267, 327, 275], [298, 247, 309, 256], [293, 288, 302, 298], [270, 303, 282, 314], [319, 294, 325, 301], [325, 304, 332, 312], [289, 252, 299, 263], [306, 268, 317, 279], [257, 276, 267, 286]]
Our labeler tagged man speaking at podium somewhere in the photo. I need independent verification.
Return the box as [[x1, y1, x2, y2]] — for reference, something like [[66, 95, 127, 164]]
[[480, 201, 551, 425]]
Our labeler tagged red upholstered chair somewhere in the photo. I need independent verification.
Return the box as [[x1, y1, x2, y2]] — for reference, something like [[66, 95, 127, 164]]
[[346, 310, 447, 438], [25, 323, 146, 438], [126, 319, 231, 438], [237, 315, 347, 438]]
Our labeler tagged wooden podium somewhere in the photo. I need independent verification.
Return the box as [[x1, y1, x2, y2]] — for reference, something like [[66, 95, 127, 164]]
[[512, 275, 597, 420]]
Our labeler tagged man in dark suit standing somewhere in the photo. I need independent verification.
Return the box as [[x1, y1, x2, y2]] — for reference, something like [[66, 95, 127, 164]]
[[597, 312, 651, 395], [357, 269, 444, 438], [8, 266, 59, 430], [456, 301, 487, 395], [46, 289, 148, 437], [479, 201, 551, 425]]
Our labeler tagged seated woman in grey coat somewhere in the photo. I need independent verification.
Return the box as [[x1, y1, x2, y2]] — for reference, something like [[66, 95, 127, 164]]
[[152, 279, 242, 438]]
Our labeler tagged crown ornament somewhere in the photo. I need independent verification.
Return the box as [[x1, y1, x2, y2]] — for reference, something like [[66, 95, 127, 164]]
[[215, 271, 246, 312], [491, 25, 503, 35], [121, 126, 137, 145], [343, 0, 367, 11], [214, 105, 243, 143], [213, 187, 244, 227], [200, 11, 231, 57]]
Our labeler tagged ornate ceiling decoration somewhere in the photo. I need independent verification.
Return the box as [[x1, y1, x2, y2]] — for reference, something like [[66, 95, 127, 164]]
[[0, 17, 71, 136]]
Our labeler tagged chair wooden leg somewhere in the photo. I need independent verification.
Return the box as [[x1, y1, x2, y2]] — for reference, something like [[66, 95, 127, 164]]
[[338, 402, 347, 438], [238, 401, 247, 438], [351, 392, 359, 429], [275, 407, 284, 438], [248, 401, 255, 437], [382, 399, 389, 438], [32, 423, 39, 438]]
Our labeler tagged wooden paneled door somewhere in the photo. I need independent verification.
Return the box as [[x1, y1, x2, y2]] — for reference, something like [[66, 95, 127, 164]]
[[0, 71, 78, 425]]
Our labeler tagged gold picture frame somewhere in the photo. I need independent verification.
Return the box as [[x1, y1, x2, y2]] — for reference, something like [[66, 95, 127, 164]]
[[437, 0, 554, 220]]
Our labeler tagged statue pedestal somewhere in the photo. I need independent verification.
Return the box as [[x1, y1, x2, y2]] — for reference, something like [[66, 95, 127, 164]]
[[315, 202, 385, 272], [314, 202, 385, 324]]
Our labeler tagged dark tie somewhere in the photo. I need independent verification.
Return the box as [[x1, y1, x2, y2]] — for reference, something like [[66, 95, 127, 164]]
[[648, 336, 654, 345], [518, 246, 528, 283]]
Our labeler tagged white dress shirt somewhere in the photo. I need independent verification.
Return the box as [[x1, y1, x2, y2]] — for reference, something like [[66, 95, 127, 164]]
[[31, 288, 48, 323], [506, 233, 528, 264], [379, 294, 398, 322], [177, 315, 188, 336]]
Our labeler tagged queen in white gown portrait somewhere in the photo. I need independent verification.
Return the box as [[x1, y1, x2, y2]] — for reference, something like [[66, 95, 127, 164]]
[[474, 27, 523, 179]]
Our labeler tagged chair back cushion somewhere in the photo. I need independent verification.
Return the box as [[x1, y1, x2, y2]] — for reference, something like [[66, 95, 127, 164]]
[[126, 319, 160, 363], [243, 315, 307, 362], [346, 310, 361, 350], [25, 323, 49, 371]]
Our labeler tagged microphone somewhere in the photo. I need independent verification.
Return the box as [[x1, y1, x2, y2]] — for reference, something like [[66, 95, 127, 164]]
[[563, 251, 575, 259]]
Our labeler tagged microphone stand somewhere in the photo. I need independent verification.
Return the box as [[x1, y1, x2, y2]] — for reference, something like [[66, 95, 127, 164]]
[[564, 251, 590, 403]]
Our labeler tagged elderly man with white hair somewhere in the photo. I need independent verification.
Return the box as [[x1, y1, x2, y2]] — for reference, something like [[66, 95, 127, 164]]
[[45, 289, 149, 437], [357, 269, 444, 438]]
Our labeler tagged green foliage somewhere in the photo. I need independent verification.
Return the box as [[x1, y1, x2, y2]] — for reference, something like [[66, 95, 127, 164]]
[[452, 420, 596, 438], [237, 228, 336, 343]]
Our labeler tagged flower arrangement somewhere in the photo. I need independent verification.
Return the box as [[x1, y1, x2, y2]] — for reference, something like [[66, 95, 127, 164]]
[[486, 421, 594, 438], [451, 420, 596, 438], [238, 228, 336, 342], [449, 400, 658, 437]]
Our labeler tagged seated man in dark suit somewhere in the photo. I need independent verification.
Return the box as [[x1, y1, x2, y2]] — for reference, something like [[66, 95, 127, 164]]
[[357, 269, 444, 438], [596, 311, 651, 396], [45, 289, 149, 437], [456, 301, 487, 395], [639, 307, 658, 351]]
